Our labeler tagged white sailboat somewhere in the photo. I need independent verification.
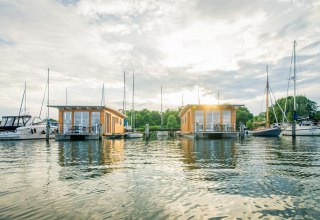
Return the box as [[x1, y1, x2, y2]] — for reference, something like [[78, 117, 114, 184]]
[[282, 40, 320, 136], [124, 70, 143, 138], [0, 77, 57, 141], [157, 86, 168, 137], [251, 66, 282, 137]]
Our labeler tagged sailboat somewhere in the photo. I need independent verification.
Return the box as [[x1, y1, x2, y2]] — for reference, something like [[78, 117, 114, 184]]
[[124, 70, 143, 138], [0, 76, 57, 141], [282, 41, 320, 136], [251, 66, 282, 137], [157, 86, 168, 137]]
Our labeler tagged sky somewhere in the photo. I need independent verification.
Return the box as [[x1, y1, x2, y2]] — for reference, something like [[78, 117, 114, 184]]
[[0, 0, 319, 120]]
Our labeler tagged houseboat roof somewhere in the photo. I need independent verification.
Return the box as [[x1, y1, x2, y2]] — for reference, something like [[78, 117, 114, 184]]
[[48, 105, 126, 118], [178, 104, 245, 117]]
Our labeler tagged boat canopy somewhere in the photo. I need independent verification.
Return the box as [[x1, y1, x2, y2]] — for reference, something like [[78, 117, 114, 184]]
[[0, 115, 31, 127]]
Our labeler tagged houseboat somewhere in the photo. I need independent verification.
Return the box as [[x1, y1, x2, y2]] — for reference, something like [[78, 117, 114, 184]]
[[179, 104, 244, 139], [49, 105, 126, 140]]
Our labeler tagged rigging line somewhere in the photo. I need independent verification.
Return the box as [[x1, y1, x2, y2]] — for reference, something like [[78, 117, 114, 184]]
[[268, 86, 278, 124], [284, 47, 294, 122], [269, 86, 287, 122], [18, 85, 26, 117], [39, 80, 48, 119], [297, 54, 306, 96], [259, 85, 267, 116]]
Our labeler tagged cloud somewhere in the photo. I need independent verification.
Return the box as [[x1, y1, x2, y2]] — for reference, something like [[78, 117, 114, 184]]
[[0, 0, 319, 119]]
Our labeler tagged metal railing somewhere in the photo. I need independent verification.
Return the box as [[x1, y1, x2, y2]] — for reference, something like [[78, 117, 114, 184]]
[[194, 122, 236, 133], [58, 123, 101, 135]]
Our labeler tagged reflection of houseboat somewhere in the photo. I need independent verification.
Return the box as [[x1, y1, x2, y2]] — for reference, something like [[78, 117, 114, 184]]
[[179, 104, 243, 139], [50, 105, 126, 140]]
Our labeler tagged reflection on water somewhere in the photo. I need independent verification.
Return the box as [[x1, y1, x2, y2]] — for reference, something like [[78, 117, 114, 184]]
[[57, 140, 125, 180], [180, 138, 237, 169], [0, 137, 319, 219]]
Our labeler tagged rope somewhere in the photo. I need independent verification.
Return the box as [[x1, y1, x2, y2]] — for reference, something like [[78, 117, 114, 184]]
[[39, 80, 48, 119]]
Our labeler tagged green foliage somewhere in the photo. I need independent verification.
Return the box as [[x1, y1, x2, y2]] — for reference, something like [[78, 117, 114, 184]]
[[236, 107, 253, 128], [167, 115, 178, 128], [246, 120, 253, 129], [124, 108, 180, 129], [268, 96, 319, 123]]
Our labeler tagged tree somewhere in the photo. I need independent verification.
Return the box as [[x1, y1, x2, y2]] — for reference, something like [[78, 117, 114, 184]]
[[246, 120, 253, 129], [167, 115, 178, 128], [236, 107, 253, 128], [269, 95, 319, 123]]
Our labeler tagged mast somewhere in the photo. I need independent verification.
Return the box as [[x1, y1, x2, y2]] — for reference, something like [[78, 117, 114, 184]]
[[46, 68, 50, 141], [266, 65, 269, 128], [24, 82, 27, 114], [292, 40, 297, 137], [65, 87, 67, 106], [132, 70, 134, 130], [18, 82, 26, 117], [161, 86, 163, 128], [123, 70, 126, 114], [101, 83, 105, 106], [182, 93, 184, 107]]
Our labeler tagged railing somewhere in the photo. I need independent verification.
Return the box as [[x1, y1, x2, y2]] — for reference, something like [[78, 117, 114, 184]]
[[194, 122, 236, 133], [58, 123, 101, 135]]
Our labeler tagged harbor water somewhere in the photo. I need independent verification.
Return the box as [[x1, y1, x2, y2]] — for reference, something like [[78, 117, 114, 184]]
[[0, 136, 319, 219]]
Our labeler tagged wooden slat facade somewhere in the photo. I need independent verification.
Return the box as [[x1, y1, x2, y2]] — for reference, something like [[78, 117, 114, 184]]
[[179, 104, 243, 134], [51, 105, 125, 136]]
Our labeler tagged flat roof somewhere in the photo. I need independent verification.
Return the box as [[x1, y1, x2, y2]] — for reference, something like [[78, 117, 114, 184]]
[[178, 104, 245, 117], [48, 105, 126, 118]]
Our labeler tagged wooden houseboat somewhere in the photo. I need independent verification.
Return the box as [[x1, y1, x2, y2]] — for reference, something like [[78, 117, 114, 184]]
[[49, 105, 126, 140], [179, 104, 244, 139]]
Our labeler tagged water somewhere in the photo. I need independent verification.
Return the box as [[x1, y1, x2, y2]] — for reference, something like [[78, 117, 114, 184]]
[[0, 137, 319, 219]]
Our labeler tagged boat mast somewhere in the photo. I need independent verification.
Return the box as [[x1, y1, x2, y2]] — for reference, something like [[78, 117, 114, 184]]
[[292, 40, 297, 137], [161, 86, 163, 128], [18, 82, 26, 117], [101, 83, 105, 106], [24, 82, 27, 115], [132, 70, 135, 131], [266, 66, 269, 128], [123, 70, 126, 114], [46, 68, 50, 141]]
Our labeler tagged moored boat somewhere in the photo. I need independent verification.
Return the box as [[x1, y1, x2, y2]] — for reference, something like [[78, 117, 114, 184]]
[[282, 41, 320, 136], [0, 117, 57, 141], [251, 66, 281, 137], [282, 120, 320, 136]]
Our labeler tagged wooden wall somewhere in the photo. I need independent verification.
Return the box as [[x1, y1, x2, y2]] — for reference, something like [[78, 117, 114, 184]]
[[180, 105, 237, 133]]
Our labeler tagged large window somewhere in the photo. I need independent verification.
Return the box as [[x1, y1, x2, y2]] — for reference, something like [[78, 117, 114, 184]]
[[63, 112, 72, 133], [206, 110, 220, 131], [91, 112, 100, 133], [74, 112, 89, 132], [195, 110, 204, 131], [223, 110, 231, 131]]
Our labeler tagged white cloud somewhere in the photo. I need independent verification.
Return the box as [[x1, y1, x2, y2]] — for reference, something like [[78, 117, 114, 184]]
[[0, 0, 319, 119]]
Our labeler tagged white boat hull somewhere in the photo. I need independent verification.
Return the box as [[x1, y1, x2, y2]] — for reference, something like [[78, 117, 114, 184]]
[[124, 132, 143, 138], [156, 131, 169, 136], [282, 126, 320, 136], [0, 124, 57, 141]]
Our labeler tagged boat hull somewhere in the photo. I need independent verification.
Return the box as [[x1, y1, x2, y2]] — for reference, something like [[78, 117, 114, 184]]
[[251, 127, 282, 137], [0, 124, 57, 141], [282, 127, 320, 136], [124, 132, 143, 138], [0, 132, 55, 140], [156, 131, 169, 136]]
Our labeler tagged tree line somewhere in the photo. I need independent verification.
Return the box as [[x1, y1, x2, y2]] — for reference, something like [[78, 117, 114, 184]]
[[125, 108, 181, 130], [124, 96, 319, 131], [237, 96, 320, 129]]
